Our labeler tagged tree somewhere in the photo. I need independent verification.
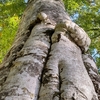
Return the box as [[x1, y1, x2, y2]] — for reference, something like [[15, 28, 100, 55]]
[[0, 0, 100, 100]]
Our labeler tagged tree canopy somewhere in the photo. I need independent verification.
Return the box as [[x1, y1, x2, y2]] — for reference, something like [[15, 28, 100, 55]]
[[0, 0, 100, 68]]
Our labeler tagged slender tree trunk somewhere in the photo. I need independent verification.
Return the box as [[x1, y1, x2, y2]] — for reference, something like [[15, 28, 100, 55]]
[[0, 0, 100, 100]]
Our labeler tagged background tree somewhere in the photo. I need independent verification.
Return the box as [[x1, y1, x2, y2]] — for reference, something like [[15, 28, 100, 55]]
[[0, 0, 100, 100], [0, 0, 26, 62]]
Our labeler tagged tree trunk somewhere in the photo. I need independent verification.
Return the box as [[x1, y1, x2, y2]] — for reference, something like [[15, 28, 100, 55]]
[[0, 0, 100, 100]]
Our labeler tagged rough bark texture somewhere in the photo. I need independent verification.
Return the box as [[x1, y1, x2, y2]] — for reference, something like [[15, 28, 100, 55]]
[[0, 0, 100, 100], [83, 54, 100, 99]]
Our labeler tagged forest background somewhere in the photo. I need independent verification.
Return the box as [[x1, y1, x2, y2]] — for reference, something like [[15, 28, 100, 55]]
[[0, 0, 100, 69]]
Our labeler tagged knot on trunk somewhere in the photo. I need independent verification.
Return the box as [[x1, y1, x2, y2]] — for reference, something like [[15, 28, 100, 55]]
[[51, 20, 91, 53]]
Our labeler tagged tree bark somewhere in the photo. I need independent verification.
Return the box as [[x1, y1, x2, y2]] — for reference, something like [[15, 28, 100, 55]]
[[0, 0, 99, 100]]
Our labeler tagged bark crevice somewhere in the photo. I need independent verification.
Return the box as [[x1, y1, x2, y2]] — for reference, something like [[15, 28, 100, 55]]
[[38, 28, 55, 99]]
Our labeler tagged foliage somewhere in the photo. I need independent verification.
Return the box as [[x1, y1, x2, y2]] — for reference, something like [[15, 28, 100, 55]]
[[0, 0, 100, 68], [0, 0, 26, 63]]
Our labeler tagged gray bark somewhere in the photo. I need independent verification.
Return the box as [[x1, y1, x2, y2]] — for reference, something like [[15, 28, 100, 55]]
[[0, 0, 99, 100], [83, 54, 100, 99]]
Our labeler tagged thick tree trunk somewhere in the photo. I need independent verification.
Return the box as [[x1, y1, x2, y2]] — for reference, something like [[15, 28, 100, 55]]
[[0, 0, 100, 100]]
